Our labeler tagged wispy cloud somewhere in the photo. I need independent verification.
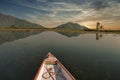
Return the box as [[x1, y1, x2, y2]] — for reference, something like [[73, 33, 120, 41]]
[[90, 0, 110, 10], [1, 0, 120, 29], [36, 0, 48, 2]]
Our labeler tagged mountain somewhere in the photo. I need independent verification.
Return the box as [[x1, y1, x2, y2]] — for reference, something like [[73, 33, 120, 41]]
[[55, 22, 89, 30], [0, 13, 44, 28]]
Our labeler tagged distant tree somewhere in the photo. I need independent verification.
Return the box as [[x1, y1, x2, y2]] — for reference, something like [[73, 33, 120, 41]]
[[96, 22, 100, 31], [100, 25, 103, 30]]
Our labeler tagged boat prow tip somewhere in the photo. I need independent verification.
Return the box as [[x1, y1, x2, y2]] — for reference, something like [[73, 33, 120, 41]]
[[47, 52, 54, 56], [48, 52, 52, 55]]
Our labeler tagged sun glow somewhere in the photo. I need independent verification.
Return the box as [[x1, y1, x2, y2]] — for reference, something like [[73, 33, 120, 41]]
[[78, 21, 96, 29]]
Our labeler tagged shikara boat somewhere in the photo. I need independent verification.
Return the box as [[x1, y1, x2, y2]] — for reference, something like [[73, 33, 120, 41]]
[[34, 52, 76, 80]]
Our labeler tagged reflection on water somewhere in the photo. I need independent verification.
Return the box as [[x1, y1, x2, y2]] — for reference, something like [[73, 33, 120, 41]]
[[0, 31, 120, 80], [96, 33, 103, 40], [0, 31, 43, 44], [0, 31, 119, 45], [56, 31, 81, 37]]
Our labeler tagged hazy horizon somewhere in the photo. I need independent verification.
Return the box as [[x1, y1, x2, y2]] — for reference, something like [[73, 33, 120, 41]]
[[0, 0, 120, 30]]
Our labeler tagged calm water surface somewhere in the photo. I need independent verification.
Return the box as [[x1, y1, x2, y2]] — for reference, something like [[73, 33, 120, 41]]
[[0, 31, 120, 80]]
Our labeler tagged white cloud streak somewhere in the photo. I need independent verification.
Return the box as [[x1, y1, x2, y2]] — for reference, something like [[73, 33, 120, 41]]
[[9, 0, 120, 28]]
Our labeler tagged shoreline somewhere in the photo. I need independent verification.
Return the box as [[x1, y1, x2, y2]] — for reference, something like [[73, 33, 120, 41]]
[[0, 28, 120, 33]]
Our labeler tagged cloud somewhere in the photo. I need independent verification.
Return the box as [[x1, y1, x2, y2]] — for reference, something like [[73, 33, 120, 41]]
[[90, 0, 110, 10], [116, 0, 120, 3], [36, 0, 48, 2], [52, 2, 67, 5], [21, 2, 84, 20], [1, 0, 120, 29]]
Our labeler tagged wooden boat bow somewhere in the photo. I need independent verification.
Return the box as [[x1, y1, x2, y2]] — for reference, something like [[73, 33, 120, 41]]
[[34, 52, 76, 80]]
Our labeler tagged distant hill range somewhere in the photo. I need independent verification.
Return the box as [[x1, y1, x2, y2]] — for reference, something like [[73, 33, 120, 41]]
[[0, 13, 44, 28], [0, 13, 90, 30], [55, 22, 89, 30]]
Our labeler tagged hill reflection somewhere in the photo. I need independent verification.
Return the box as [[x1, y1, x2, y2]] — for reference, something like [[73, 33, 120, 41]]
[[0, 30, 120, 44], [56, 31, 81, 37], [0, 31, 43, 44]]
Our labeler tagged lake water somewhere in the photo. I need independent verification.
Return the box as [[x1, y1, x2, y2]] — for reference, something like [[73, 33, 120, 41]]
[[0, 31, 120, 80]]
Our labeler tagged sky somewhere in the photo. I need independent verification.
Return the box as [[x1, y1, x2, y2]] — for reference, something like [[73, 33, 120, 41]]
[[0, 0, 120, 30]]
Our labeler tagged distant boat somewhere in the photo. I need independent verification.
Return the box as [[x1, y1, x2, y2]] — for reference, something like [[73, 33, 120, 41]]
[[34, 52, 76, 80]]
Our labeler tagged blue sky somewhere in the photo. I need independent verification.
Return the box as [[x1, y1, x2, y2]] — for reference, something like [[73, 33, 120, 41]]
[[0, 0, 120, 29]]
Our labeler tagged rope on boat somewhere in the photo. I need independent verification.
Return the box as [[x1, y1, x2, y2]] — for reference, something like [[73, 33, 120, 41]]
[[42, 72, 55, 79], [42, 67, 56, 79], [42, 66, 67, 80]]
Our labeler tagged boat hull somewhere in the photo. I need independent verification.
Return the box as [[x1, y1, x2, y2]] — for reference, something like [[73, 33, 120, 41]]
[[34, 52, 76, 80]]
